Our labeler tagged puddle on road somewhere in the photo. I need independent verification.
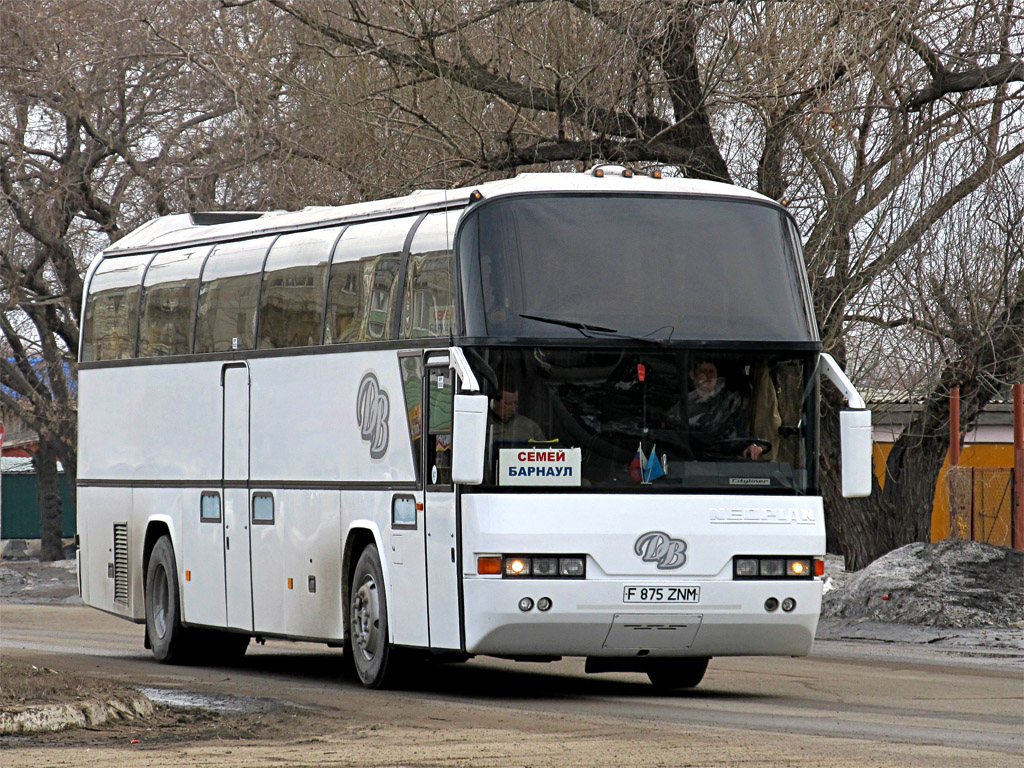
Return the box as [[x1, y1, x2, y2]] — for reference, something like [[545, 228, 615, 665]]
[[138, 687, 281, 713]]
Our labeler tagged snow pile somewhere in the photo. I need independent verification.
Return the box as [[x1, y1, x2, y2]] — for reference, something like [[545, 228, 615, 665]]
[[821, 539, 1024, 629]]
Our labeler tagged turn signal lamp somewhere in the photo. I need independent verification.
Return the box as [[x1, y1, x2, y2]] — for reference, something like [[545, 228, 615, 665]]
[[477, 556, 502, 575], [814, 558, 825, 577]]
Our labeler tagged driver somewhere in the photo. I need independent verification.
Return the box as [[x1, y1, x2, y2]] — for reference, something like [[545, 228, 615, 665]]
[[488, 382, 545, 443], [687, 360, 764, 460]]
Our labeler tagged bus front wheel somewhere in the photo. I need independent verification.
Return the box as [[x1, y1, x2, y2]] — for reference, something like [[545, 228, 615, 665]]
[[348, 544, 396, 688], [646, 658, 710, 691], [145, 536, 192, 664]]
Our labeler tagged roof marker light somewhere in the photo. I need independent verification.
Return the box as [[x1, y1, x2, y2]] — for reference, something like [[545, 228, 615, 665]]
[[623, 168, 634, 178], [470, 189, 483, 201]]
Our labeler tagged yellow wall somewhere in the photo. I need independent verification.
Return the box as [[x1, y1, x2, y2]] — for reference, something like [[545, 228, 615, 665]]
[[872, 442, 1015, 541]]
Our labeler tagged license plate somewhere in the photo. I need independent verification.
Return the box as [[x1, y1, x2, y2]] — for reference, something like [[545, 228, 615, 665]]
[[622, 586, 700, 603]]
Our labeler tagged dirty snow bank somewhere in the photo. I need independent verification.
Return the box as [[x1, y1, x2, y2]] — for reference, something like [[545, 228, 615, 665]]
[[821, 539, 1024, 629]]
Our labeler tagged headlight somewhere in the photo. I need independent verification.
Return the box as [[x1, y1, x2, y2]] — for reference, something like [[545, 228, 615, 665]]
[[505, 557, 531, 576], [497, 555, 586, 578]]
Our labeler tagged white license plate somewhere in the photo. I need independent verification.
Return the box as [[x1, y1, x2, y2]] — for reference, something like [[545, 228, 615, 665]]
[[622, 586, 701, 603]]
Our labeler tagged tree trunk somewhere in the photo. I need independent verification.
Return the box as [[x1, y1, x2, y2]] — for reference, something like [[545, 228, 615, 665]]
[[34, 438, 65, 562]]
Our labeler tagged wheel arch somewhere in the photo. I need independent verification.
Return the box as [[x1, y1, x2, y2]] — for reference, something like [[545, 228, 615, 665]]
[[342, 522, 388, 641]]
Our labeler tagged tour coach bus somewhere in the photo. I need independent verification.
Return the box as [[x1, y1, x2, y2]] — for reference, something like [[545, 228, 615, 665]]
[[77, 167, 871, 690]]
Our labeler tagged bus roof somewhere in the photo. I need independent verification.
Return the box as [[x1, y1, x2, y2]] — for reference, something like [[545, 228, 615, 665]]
[[102, 171, 781, 257]]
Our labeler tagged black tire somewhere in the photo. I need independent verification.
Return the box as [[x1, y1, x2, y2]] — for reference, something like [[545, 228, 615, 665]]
[[348, 545, 396, 688], [145, 536, 193, 664], [646, 658, 710, 691]]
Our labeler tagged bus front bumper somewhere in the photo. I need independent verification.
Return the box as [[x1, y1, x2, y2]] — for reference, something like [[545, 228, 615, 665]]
[[462, 577, 822, 658]]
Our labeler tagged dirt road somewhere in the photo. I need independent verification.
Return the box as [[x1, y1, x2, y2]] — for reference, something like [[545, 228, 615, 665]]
[[2, 604, 1021, 767]]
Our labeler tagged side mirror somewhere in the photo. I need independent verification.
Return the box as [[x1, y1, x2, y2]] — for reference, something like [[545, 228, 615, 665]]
[[452, 393, 488, 485], [840, 409, 872, 498]]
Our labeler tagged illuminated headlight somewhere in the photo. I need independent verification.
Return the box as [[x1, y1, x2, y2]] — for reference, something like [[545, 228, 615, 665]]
[[735, 558, 759, 577], [505, 557, 530, 576], [559, 557, 585, 577], [787, 559, 811, 577]]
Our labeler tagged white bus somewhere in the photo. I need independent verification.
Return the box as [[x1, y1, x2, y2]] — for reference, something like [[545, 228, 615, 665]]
[[76, 167, 871, 690]]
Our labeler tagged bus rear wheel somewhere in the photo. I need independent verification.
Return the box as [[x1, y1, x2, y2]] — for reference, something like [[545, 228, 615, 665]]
[[145, 536, 193, 664], [349, 544, 397, 689], [646, 658, 710, 691]]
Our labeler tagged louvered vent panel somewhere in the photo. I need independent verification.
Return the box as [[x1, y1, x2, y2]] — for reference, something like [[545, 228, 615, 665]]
[[113, 523, 129, 606]]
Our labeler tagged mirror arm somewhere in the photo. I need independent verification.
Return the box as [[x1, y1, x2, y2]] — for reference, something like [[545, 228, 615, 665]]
[[819, 353, 866, 409], [449, 346, 480, 392]]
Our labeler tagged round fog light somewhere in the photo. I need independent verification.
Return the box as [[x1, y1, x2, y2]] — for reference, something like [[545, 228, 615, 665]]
[[782, 597, 797, 612], [537, 597, 552, 611], [764, 597, 779, 612], [518, 597, 534, 612]]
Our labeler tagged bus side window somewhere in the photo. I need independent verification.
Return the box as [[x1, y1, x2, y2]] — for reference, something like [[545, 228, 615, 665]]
[[399, 355, 424, 484], [257, 228, 336, 349], [400, 210, 458, 339], [81, 253, 152, 362], [138, 246, 207, 357], [195, 237, 275, 354], [325, 218, 411, 343]]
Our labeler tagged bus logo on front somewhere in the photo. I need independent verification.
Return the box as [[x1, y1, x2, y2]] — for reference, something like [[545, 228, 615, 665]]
[[634, 531, 688, 570], [356, 371, 390, 459]]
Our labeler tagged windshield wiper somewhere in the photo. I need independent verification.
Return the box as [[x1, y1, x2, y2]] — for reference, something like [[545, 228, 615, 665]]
[[518, 313, 672, 345], [519, 313, 618, 333]]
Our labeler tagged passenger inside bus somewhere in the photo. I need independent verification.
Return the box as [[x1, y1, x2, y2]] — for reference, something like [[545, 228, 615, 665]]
[[488, 382, 546, 444]]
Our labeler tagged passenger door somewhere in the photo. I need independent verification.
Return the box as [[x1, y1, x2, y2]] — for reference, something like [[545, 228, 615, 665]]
[[222, 363, 253, 631], [423, 362, 461, 650]]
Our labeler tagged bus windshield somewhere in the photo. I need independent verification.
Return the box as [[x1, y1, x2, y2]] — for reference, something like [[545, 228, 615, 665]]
[[459, 194, 816, 342], [468, 346, 818, 494]]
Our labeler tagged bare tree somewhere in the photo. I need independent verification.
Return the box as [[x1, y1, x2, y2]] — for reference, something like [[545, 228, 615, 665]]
[[0, 0, 348, 558]]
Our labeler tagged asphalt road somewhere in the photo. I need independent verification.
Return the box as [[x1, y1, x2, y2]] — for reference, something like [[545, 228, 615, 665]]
[[2, 604, 1022, 767]]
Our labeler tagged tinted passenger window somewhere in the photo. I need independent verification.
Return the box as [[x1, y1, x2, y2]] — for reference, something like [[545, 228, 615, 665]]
[[325, 218, 414, 343], [258, 228, 338, 349], [138, 246, 208, 357], [195, 237, 274, 353], [400, 210, 459, 339], [81, 254, 152, 362]]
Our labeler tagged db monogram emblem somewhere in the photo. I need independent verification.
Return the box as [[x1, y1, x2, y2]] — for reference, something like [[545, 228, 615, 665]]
[[634, 531, 688, 570], [356, 371, 390, 459]]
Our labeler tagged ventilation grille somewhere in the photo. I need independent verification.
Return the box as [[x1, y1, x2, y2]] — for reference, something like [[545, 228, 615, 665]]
[[113, 523, 129, 606]]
